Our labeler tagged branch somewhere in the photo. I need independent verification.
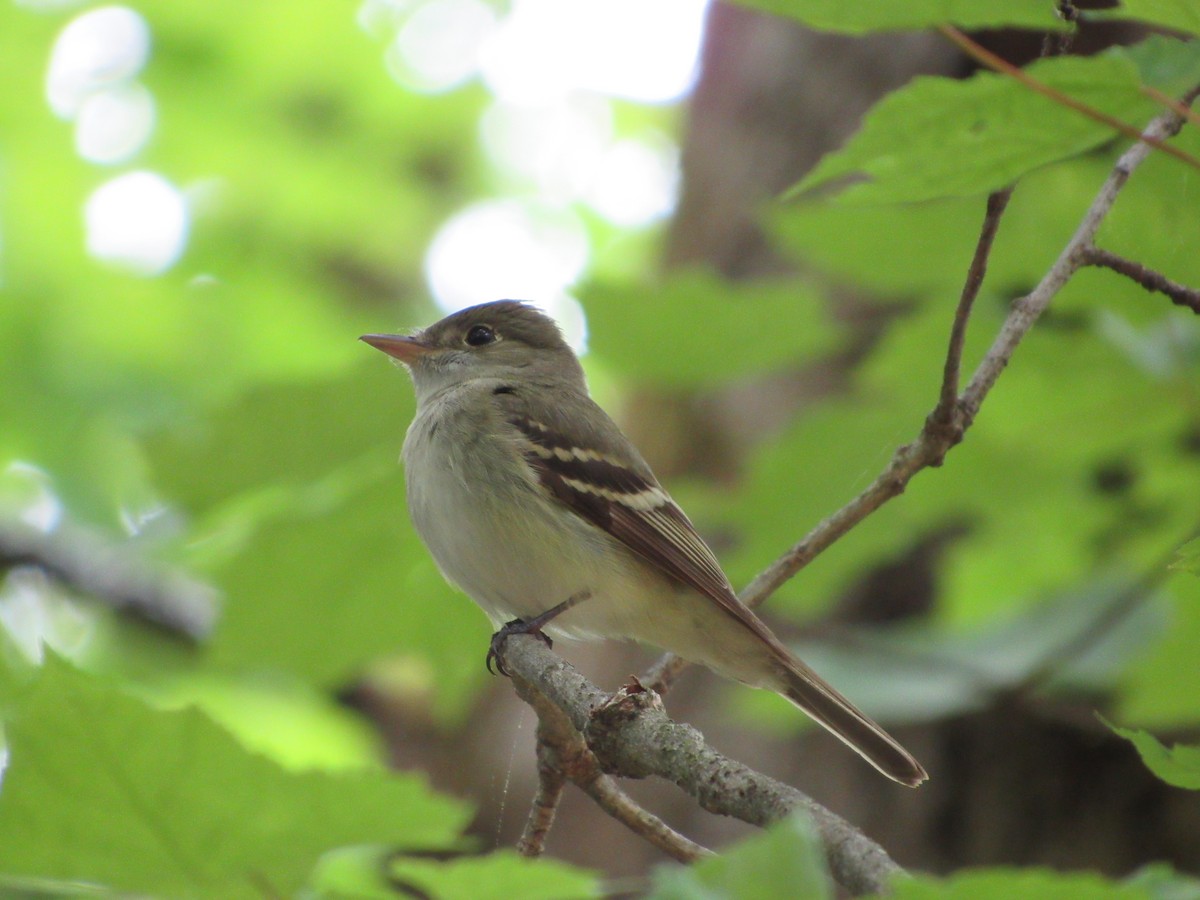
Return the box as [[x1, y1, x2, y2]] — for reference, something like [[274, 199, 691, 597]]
[[507, 83, 1198, 894], [517, 731, 566, 858], [935, 187, 1013, 420], [505, 636, 903, 897], [646, 87, 1199, 694], [959, 87, 1197, 420], [514, 666, 713, 864], [1080, 247, 1200, 314], [0, 517, 217, 641]]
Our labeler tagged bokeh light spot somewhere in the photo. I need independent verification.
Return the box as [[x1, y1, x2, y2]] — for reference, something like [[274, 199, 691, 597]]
[[84, 171, 189, 275], [46, 5, 150, 120]]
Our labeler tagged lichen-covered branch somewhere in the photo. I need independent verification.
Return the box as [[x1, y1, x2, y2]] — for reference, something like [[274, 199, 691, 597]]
[[505, 637, 904, 896]]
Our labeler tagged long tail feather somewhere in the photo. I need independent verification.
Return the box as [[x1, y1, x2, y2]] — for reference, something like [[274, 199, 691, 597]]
[[779, 660, 928, 787]]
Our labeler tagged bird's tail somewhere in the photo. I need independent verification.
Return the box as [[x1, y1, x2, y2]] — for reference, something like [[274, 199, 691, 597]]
[[778, 658, 928, 787]]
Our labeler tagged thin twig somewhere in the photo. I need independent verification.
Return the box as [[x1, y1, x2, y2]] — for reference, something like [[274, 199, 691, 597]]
[[0, 517, 217, 641], [959, 87, 1197, 421], [583, 774, 714, 864], [936, 188, 1013, 422], [1081, 247, 1200, 313], [517, 734, 566, 857], [937, 26, 1200, 173]]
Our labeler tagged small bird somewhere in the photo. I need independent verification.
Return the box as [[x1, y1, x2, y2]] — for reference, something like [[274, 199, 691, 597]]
[[363, 301, 927, 787]]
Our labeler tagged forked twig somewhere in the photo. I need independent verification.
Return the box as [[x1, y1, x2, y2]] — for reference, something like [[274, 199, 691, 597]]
[[513, 671, 714, 864], [645, 86, 1199, 695]]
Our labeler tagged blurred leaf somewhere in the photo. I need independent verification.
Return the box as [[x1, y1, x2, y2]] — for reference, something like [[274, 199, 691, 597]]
[[145, 362, 489, 715], [795, 53, 1160, 205], [1102, 2, 1200, 35], [1171, 537, 1200, 575], [1124, 864, 1200, 900], [145, 361, 407, 514], [1119, 575, 1200, 725], [739, 580, 1167, 729], [649, 813, 831, 900], [312, 845, 600, 899], [149, 670, 387, 771], [1122, 36, 1200, 89], [718, 282, 1200, 632], [207, 464, 485, 706], [387, 849, 599, 900], [1108, 721, 1200, 789], [887, 868, 1152, 899], [0, 655, 471, 899], [730, 0, 1060, 33], [583, 269, 841, 387]]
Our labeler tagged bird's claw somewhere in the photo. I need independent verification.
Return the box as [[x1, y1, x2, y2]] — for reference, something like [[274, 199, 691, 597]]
[[486, 618, 554, 677]]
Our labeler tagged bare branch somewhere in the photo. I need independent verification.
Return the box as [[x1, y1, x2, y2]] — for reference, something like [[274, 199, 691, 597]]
[[1080, 247, 1200, 314], [936, 187, 1013, 421], [517, 734, 566, 858], [0, 517, 217, 641], [645, 87, 1199, 694], [959, 90, 1196, 420], [585, 774, 713, 864], [504, 637, 905, 897]]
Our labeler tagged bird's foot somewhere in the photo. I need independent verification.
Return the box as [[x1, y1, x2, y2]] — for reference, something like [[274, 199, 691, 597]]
[[486, 618, 553, 677], [485, 590, 592, 677]]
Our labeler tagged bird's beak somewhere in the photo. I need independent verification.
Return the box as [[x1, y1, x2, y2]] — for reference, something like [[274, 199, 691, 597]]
[[360, 332, 435, 365]]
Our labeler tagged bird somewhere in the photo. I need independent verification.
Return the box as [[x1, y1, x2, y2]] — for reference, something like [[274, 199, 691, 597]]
[[362, 300, 927, 786]]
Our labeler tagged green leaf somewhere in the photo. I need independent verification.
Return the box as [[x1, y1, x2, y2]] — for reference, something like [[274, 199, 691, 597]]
[[1171, 538, 1200, 575], [313, 845, 601, 899], [772, 128, 1200, 302], [1119, 576, 1200, 725], [1122, 36, 1200, 92], [583, 269, 841, 388], [1124, 864, 1200, 900], [883, 866, 1200, 900], [1107, 721, 1200, 790], [890, 868, 1153, 899], [1102, 1, 1200, 36], [795, 53, 1158, 204], [649, 812, 832, 900], [730, 0, 1060, 34], [0, 656, 471, 898], [736, 580, 1168, 729], [147, 363, 490, 717]]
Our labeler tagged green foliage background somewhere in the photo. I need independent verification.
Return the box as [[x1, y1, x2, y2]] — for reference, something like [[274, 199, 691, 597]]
[[0, 0, 1198, 897]]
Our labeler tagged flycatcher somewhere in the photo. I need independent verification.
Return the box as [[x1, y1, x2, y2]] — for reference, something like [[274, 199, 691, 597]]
[[363, 300, 927, 786]]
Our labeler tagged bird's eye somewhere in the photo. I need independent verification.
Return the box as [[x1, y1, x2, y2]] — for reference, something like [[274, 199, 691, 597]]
[[465, 324, 496, 346]]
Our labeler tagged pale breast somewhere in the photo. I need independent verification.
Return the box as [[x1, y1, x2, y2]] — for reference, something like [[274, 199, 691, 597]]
[[402, 386, 616, 629]]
